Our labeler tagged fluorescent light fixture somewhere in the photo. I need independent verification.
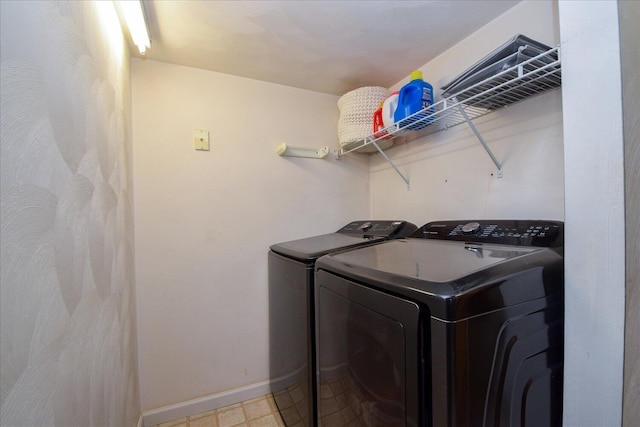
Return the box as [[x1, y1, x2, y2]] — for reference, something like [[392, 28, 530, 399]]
[[119, 0, 150, 55]]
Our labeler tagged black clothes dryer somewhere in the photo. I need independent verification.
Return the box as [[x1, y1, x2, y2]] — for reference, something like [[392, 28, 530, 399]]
[[269, 220, 418, 426], [315, 220, 564, 427]]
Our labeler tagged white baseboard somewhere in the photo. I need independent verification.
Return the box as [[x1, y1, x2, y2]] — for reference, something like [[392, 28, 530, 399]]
[[141, 380, 272, 426], [269, 363, 306, 392]]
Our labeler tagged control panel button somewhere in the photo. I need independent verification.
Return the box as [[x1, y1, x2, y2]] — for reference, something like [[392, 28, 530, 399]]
[[461, 222, 481, 235], [358, 222, 373, 231]]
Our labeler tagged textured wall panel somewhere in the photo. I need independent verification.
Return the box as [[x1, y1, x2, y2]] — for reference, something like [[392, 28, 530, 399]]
[[0, 1, 139, 425]]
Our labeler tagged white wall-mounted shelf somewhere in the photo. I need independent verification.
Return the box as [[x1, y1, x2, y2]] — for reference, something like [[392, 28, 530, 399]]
[[337, 46, 562, 188]]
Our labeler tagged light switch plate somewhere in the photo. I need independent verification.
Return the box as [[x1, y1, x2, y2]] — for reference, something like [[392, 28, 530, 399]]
[[193, 129, 209, 151]]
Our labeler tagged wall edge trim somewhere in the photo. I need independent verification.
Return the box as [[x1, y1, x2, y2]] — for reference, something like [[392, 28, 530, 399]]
[[141, 380, 272, 426]]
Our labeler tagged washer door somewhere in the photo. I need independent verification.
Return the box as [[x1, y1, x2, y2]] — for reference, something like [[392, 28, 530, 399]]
[[316, 270, 423, 427]]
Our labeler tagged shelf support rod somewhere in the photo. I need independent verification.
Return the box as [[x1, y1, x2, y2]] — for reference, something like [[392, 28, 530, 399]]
[[370, 139, 410, 189], [453, 98, 503, 178]]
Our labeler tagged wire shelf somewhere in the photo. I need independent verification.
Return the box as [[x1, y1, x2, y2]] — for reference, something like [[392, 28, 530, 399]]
[[338, 45, 561, 157]]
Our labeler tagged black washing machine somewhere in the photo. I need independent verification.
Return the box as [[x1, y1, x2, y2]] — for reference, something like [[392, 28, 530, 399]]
[[315, 220, 564, 427], [269, 220, 418, 426]]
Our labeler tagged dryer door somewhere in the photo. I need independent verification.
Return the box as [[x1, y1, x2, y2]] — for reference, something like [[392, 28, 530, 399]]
[[316, 270, 424, 427]]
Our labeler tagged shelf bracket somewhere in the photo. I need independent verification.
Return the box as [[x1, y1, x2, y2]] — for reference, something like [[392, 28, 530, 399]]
[[276, 143, 329, 159], [370, 139, 410, 190], [453, 97, 503, 177]]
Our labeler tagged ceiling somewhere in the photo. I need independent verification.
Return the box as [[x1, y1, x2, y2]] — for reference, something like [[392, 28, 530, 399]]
[[139, 0, 521, 96]]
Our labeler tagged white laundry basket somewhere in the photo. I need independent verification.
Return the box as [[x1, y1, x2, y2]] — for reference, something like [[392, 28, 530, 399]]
[[338, 86, 391, 152]]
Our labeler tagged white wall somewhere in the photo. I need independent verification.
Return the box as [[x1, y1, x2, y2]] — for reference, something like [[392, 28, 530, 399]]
[[370, 0, 564, 224], [559, 1, 626, 425], [0, 1, 139, 425], [132, 60, 370, 414]]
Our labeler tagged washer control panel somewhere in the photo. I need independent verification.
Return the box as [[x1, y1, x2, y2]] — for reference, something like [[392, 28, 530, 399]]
[[338, 220, 418, 238], [414, 220, 563, 247]]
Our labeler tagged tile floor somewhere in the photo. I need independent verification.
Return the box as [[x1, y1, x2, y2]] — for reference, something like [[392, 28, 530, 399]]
[[152, 394, 285, 427], [271, 379, 310, 426], [317, 375, 389, 427]]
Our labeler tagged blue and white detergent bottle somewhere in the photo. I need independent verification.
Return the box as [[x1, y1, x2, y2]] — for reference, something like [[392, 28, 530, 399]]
[[394, 70, 434, 130]]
